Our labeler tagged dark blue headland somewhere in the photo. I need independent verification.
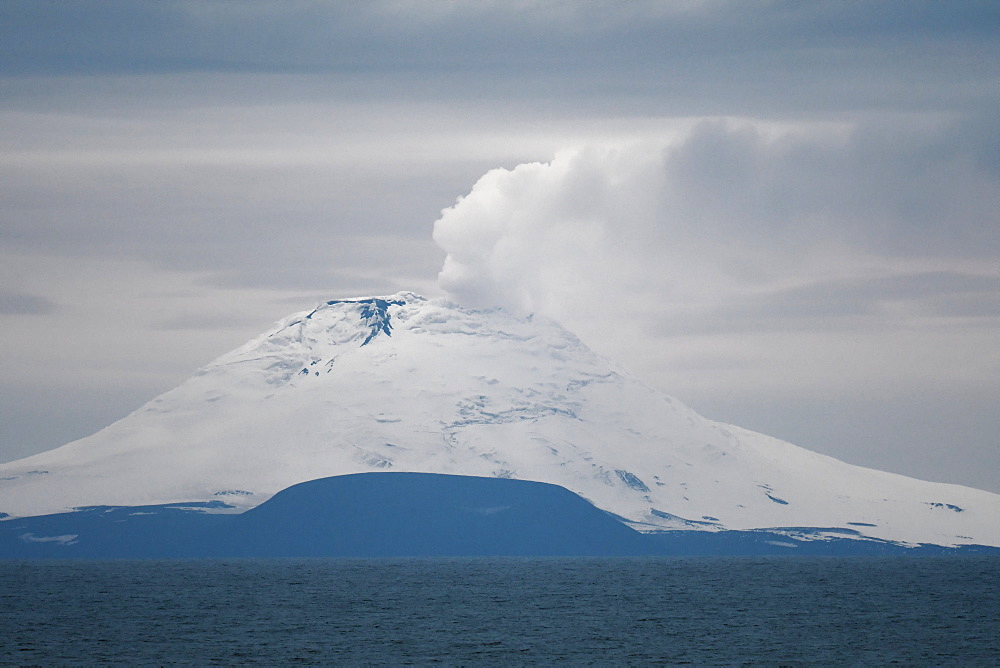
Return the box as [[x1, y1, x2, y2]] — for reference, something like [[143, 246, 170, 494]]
[[1, 473, 997, 559], [197, 473, 649, 558]]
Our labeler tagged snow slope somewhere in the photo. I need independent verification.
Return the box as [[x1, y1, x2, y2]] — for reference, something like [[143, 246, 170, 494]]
[[1, 293, 997, 547]]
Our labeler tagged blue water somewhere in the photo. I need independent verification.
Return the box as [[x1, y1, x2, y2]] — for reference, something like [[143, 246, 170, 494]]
[[2, 557, 997, 665]]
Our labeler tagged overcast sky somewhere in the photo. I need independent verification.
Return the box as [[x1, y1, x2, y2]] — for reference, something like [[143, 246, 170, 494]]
[[2, 1, 998, 493]]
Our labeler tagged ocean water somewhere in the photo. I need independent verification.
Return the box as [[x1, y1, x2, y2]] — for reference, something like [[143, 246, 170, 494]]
[[1, 557, 997, 665]]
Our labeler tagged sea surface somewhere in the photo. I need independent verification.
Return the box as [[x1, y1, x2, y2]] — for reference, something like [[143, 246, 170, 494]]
[[1, 557, 998, 665]]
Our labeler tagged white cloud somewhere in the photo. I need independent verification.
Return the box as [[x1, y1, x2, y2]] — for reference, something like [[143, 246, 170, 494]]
[[434, 143, 671, 317], [432, 118, 1000, 399]]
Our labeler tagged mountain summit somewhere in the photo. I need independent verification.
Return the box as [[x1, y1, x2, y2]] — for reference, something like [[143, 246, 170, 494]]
[[1, 292, 997, 548]]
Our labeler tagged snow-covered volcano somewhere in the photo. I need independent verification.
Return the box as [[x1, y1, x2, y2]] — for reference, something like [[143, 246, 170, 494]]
[[1, 292, 997, 548]]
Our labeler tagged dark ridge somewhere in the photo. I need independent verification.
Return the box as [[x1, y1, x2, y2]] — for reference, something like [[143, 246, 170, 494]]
[[615, 470, 650, 492], [926, 502, 964, 512], [323, 297, 407, 346]]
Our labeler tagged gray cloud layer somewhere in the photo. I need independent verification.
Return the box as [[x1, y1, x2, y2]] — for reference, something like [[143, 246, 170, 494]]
[[3, 2, 999, 116], [0, 291, 56, 315]]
